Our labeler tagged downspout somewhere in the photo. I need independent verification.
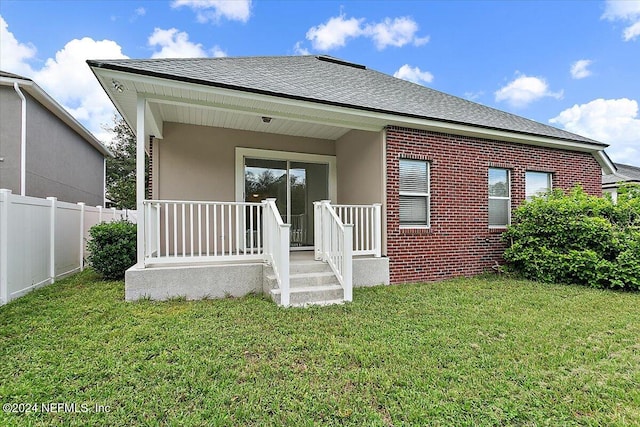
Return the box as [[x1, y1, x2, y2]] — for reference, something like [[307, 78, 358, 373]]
[[13, 82, 27, 196]]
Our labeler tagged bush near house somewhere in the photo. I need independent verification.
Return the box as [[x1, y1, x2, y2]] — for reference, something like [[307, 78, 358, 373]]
[[87, 220, 137, 280], [503, 185, 640, 290]]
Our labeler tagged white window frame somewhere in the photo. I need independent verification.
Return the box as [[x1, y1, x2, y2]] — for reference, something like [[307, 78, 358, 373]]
[[488, 168, 511, 228], [525, 171, 553, 201], [399, 159, 430, 229]]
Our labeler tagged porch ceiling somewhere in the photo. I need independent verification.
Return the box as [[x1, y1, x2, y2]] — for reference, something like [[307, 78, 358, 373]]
[[93, 69, 385, 141]]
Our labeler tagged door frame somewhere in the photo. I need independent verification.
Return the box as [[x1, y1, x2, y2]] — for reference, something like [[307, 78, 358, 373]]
[[235, 147, 337, 237]]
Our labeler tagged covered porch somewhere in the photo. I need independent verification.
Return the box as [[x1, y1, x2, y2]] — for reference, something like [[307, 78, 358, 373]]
[[91, 62, 390, 305]]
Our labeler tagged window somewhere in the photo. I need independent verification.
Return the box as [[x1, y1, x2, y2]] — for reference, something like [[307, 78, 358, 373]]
[[488, 168, 510, 227], [399, 159, 430, 227], [526, 171, 552, 200]]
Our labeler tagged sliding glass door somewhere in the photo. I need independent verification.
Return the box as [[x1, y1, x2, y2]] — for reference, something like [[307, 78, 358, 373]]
[[244, 158, 328, 248]]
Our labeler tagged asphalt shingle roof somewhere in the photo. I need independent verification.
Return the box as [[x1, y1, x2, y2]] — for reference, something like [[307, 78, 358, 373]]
[[603, 163, 640, 185], [88, 55, 605, 146], [0, 70, 31, 80]]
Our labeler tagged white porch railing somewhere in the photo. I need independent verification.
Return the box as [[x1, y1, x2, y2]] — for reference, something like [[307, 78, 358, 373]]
[[333, 204, 382, 257], [314, 201, 353, 302], [143, 200, 265, 264], [262, 198, 291, 307]]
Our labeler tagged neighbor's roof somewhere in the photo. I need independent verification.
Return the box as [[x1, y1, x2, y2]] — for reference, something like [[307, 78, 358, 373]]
[[0, 70, 112, 157], [603, 163, 640, 186], [87, 55, 605, 147]]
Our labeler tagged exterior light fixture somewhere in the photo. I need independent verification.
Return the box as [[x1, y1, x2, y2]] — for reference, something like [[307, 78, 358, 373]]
[[111, 80, 124, 93], [261, 116, 272, 124]]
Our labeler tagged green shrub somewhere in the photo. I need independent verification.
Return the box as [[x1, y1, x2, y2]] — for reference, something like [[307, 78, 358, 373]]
[[503, 185, 640, 291], [87, 220, 137, 280]]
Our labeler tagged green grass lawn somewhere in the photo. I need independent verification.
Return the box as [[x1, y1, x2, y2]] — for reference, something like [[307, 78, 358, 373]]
[[1, 271, 639, 426]]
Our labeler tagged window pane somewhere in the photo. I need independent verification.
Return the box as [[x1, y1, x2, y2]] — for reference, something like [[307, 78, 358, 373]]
[[489, 168, 509, 197], [400, 159, 429, 193], [400, 195, 428, 226], [526, 172, 551, 199], [489, 199, 509, 226]]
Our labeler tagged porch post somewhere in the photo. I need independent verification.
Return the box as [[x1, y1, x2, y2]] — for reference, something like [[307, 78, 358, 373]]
[[136, 96, 146, 266], [313, 201, 322, 260], [373, 203, 382, 258]]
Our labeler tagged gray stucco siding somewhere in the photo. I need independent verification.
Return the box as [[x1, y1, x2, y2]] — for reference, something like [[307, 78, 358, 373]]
[[0, 86, 22, 193], [24, 92, 105, 206]]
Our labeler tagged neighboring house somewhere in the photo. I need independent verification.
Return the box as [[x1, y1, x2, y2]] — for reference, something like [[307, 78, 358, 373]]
[[88, 55, 614, 306], [602, 163, 640, 202], [0, 71, 111, 206]]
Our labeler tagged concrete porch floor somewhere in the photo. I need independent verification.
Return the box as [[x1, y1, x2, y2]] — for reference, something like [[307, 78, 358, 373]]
[[125, 251, 389, 302]]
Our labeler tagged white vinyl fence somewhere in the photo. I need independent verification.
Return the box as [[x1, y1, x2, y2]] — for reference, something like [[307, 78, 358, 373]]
[[0, 189, 136, 306]]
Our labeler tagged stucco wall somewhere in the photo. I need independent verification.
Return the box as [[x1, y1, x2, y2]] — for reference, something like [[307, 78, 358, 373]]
[[24, 92, 105, 206], [335, 129, 386, 254], [0, 86, 22, 193], [154, 122, 336, 201]]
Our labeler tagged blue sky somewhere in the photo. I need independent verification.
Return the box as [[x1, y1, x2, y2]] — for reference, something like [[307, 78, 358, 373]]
[[1, 0, 639, 166]]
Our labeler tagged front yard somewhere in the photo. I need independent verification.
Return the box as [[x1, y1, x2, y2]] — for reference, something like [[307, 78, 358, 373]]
[[1, 271, 639, 426]]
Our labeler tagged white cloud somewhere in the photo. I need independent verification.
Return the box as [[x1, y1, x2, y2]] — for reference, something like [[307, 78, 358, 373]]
[[464, 91, 484, 101], [602, 0, 640, 41], [211, 45, 227, 57], [293, 41, 310, 55], [135, 7, 146, 16], [393, 64, 433, 85], [306, 14, 364, 51], [495, 73, 563, 108], [32, 37, 128, 143], [171, 0, 251, 23], [149, 27, 208, 58], [623, 20, 640, 41], [0, 15, 37, 76], [570, 59, 593, 79], [550, 98, 640, 163], [305, 14, 428, 51], [148, 27, 226, 58], [365, 17, 430, 50]]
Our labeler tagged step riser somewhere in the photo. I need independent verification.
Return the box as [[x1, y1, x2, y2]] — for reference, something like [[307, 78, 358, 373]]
[[271, 288, 344, 306], [290, 273, 336, 287], [290, 262, 333, 275]]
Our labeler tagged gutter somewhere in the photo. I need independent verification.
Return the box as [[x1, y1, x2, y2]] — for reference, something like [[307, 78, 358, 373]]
[[13, 82, 27, 196]]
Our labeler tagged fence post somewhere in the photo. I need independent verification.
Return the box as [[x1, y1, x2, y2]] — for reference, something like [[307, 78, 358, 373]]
[[97, 205, 103, 223], [0, 189, 11, 305], [373, 203, 382, 258], [78, 202, 85, 271], [47, 197, 57, 284], [111, 207, 117, 221]]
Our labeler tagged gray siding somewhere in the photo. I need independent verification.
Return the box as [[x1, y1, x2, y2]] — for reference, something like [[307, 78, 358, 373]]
[[0, 86, 22, 193], [24, 92, 105, 206]]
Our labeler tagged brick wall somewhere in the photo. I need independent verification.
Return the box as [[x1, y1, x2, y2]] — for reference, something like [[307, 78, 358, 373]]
[[385, 126, 602, 284]]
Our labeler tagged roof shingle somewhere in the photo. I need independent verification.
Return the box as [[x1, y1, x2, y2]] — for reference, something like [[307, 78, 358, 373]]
[[88, 55, 605, 146]]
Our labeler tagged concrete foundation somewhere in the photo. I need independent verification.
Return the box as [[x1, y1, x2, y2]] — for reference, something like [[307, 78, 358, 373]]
[[353, 256, 390, 287], [125, 262, 263, 301], [125, 256, 390, 301]]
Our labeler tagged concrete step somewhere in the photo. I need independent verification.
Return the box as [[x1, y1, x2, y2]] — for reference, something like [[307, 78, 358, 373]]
[[290, 271, 337, 287], [290, 260, 333, 275], [270, 284, 344, 307]]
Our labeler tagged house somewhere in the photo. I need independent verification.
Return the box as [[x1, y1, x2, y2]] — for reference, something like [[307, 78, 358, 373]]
[[602, 163, 640, 202], [88, 55, 614, 306], [0, 71, 111, 206]]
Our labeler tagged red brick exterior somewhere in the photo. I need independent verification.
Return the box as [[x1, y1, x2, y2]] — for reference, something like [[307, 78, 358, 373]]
[[385, 126, 602, 284]]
